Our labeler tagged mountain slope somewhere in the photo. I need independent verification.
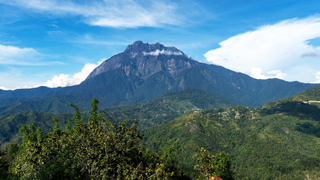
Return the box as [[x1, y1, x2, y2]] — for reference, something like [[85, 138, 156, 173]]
[[141, 85, 320, 180], [291, 84, 320, 102], [0, 41, 316, 115]]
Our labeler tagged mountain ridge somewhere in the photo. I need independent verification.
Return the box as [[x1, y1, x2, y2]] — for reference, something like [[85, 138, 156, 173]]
[[0, 41, 316, 115]]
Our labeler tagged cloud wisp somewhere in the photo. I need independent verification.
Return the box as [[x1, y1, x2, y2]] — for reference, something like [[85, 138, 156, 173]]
[[204, 16, 320, 82], [249, 67, 287, 80], [0, 44, 64, 65], [143, 49, 183, 56], [1, 0, 181, 28], [0, 59, 103, 90], [44, 59, 104, 88], [0, 44, 41, 65]]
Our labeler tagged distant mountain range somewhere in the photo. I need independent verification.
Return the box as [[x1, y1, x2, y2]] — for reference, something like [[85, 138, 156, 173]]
[[0, 41, 316, 115]]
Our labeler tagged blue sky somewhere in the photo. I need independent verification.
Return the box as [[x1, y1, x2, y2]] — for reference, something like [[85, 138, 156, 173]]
[[0, 0, 320, 89]]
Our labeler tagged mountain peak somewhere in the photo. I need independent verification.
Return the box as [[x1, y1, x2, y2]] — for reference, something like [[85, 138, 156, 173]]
[[84, 41, 192, 82], [125, 41, 183, 56]]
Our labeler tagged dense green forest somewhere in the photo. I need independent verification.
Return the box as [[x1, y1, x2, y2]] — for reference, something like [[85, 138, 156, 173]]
[[2, 85, 320, 179], [142, 102, 320, 179], [0, 88, 234, 146], [0, 98, 234, 180]]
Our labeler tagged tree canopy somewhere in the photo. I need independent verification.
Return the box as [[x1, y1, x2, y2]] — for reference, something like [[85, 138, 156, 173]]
[[0, 98, 234, 180], [7, 98, 174, 180]]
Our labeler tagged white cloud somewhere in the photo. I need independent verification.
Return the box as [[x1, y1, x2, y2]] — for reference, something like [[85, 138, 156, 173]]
[[249, 67, 287, 80], [204, 16, 320, 82], [143, 49, 183, 56], [311, 72, 320, 84], [0, 44, 62, 65], [0, 86, 9, 90], [44, 59, 104, 88], [2, 0, 181, 28], [0, 44, 42, 65], [267, 70, 287, 79], [0, 78, 42, 90], [0, 83, 49, 90]]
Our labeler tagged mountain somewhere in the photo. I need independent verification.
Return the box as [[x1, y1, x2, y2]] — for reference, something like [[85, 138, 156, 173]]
[[141, 85, 320, 180], [0, 86, 59, 99], [0, 41, 316, 115], [85, 41, 191, 82], [289, 84, 320, 104], [0, 88, 235, 146], [262, 84, 320, 110]]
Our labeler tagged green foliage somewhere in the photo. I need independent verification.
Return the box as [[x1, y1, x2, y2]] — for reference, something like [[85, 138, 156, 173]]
[[194, 148, 234, 180], [291, 84, 320, 101], [194, 148, 215, 179], [0, 144, 20, 180], [158, 145, 192, 180], [142, 101, 320, 180], [0, 111, 73, 146], [0, 88, 234, 146], [0, 154, 9, 179], [8, 98, 174, 179], [103, 88, 235, 130], [161, 145, 178, 172], [2, 85, 320, 179]]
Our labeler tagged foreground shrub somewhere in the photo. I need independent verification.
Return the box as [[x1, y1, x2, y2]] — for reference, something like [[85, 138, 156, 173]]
[[9, 98, 173, 180]]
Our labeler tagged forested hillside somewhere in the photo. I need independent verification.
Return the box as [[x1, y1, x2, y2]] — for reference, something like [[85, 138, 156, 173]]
[[142, 85, 320, 179], [0, 88, 234, 146], [2, 85, 320, 179]]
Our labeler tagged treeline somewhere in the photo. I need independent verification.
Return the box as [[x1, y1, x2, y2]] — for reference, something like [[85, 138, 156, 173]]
[[0, 98, 235, 180]]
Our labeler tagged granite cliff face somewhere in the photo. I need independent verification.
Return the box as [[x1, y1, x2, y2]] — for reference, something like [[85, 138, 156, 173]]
[[85, 41, 197, 82]]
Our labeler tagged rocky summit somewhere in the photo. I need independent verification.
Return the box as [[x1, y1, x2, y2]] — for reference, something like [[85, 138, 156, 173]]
[[85, 41, 197, 82]]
